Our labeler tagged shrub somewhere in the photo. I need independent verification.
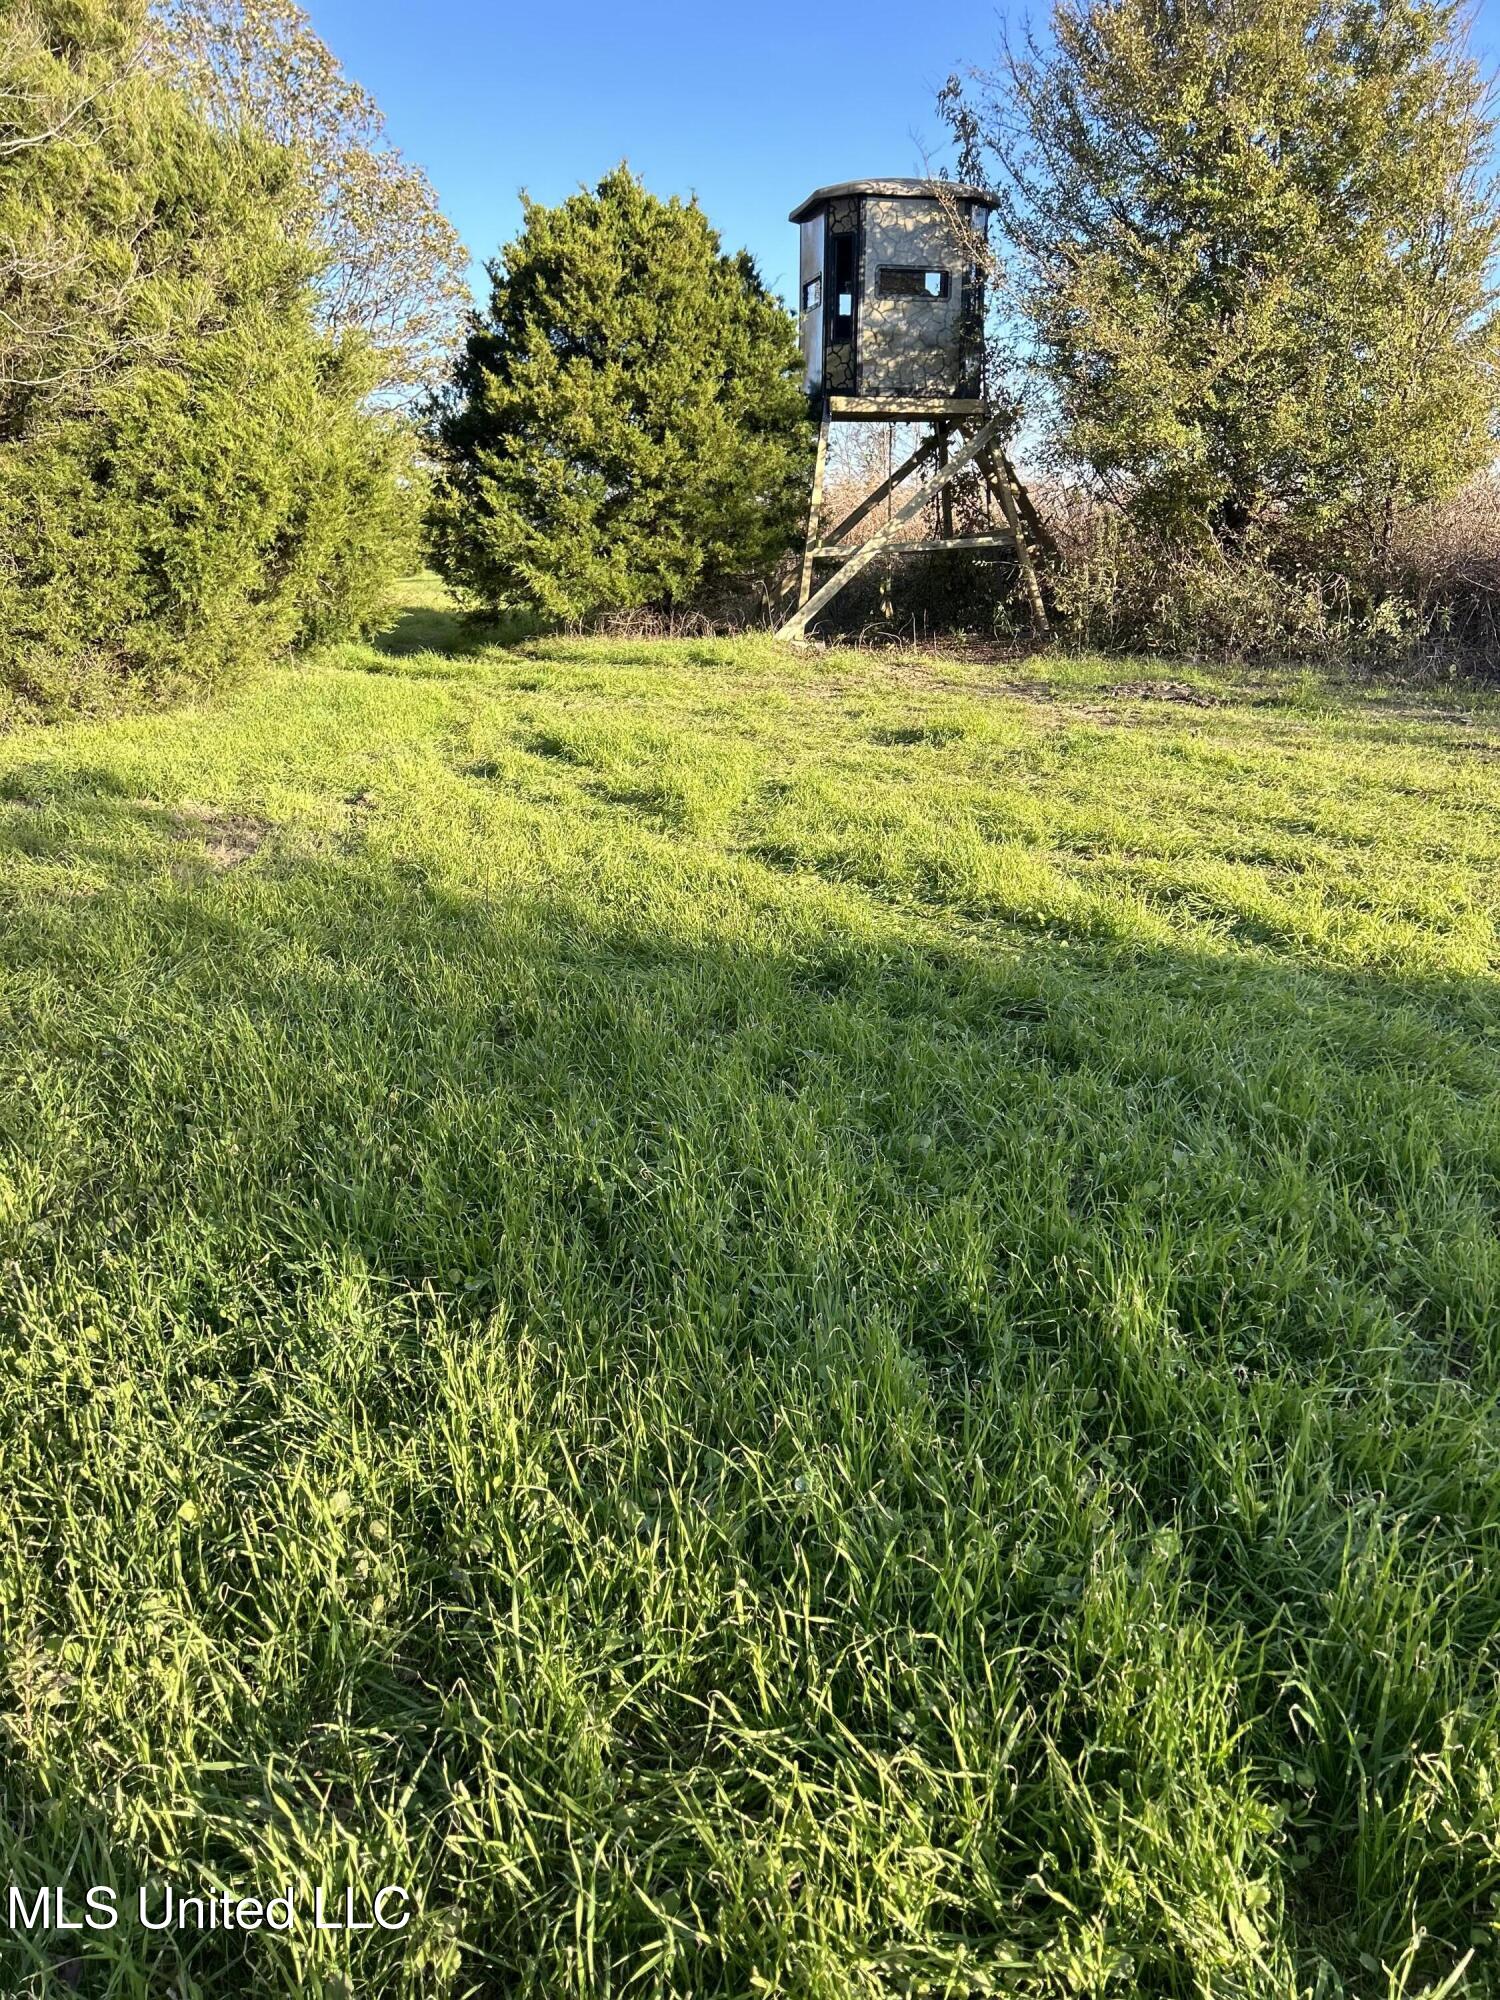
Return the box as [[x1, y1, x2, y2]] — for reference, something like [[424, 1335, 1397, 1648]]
[[1044, 498, 1448, 666], [1388, 474, 1500, 660]]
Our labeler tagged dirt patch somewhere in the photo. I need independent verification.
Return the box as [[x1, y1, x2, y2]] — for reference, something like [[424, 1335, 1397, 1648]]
[[1362, 702, 1485, 728], [916, 674, 1059, 703], [171, 804, 268, 868], [1105, 679, 1224, 707]]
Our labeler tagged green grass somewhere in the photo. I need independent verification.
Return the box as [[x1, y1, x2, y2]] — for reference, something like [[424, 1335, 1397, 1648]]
[[1, 585, 1498, 1998]]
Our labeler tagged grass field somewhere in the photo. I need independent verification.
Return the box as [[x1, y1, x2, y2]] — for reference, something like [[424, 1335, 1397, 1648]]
[[1, 581, 1498, 1998]]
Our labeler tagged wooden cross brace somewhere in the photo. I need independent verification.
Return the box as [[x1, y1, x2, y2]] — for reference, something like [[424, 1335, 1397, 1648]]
[[778, 415, 1004, 640], [777, 414, 1049, 642]]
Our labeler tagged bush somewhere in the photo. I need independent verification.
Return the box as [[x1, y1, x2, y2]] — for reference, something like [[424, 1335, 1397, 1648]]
[[1387, 475, 1500, 661], [1035, 484, 1500, 671], [0, 0, 418, 718], [1043, 496, 1455, 666]]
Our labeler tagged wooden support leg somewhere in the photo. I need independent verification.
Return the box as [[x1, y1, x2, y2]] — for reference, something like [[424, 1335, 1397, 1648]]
[[978, 448, 1050, 639], [1004, 444, 1064, 556], [937, 424, 955, 541], [795, 403, 831, 612], [776, 415, 1005, 641], [997, 448, 1058, 560]]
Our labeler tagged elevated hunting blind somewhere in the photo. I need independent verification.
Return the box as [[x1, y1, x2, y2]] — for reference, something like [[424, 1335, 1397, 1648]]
[[778, 177, 1050, 641], [792, 177, 994, 406]]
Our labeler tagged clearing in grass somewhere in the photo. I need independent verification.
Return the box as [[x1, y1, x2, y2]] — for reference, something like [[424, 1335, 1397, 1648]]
[[0, 585, 1497, 1996]]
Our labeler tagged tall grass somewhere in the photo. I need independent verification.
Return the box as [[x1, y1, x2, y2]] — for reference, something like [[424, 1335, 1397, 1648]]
[[0, 592, 1497, 1995], [1039, 480, 1500, 670], [1391, 474, 1500, 659]]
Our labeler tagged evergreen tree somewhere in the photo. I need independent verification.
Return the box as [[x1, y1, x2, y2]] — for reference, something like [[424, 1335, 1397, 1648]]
[[942, 0, 1500, 553], [429, 167, 813, 623], [0, 0, 416, 712]]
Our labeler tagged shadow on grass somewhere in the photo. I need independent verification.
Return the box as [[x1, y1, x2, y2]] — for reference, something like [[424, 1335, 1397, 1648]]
[[1, 792, 1498, 1995], [372, 597, 539, 660]]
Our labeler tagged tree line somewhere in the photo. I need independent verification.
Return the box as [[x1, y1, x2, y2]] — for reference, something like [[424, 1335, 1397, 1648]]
[[5, 0, 1497, 707], [937, 0, 1500, 654]]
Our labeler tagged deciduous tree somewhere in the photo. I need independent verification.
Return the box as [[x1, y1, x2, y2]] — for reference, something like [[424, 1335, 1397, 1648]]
[[150, 0, 469, 399], [942, 0, 1500, 555]]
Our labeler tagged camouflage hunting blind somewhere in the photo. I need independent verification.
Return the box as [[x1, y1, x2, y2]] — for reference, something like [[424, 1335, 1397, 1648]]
[[790, 178, 996, 409], [777, 177, 1050, 642]]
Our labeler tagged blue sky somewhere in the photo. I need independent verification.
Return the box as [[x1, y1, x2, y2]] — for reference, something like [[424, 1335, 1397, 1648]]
[[302, 0, 1010, 310], [305, 0, 1500, 316]]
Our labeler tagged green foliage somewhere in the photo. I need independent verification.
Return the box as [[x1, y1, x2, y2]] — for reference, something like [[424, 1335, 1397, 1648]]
[[2, 588, 1499, 1992], [0, 0, 418, 716], [945, 0, 1500, 554], [428, 167, 814, 625]]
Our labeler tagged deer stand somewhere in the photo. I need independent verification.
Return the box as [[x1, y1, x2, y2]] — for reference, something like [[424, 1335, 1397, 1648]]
[[777, 400, 1051, 644]]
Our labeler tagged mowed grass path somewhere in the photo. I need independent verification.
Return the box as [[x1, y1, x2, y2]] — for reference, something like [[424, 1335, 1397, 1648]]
[[1, 587, 1498, 1998]]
